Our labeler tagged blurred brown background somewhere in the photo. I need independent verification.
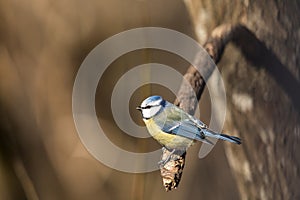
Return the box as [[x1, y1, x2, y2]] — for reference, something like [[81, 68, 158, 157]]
[[0, 0, 299, 200]]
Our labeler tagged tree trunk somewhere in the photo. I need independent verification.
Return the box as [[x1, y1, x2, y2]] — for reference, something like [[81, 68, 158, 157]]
[[184, 0, 300, 199]]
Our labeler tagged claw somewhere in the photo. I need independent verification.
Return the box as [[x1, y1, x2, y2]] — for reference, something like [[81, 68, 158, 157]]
[[158, 149, 176, 167]]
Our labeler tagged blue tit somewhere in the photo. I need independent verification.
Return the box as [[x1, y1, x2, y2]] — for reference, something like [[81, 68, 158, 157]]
[[136, 95, 241, 153]]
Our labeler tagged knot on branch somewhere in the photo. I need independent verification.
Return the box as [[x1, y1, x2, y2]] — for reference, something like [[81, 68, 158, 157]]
[[159, 148, 186, 191]]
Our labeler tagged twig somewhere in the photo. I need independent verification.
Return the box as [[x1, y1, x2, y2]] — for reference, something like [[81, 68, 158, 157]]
[[160, 24, 239, 191]]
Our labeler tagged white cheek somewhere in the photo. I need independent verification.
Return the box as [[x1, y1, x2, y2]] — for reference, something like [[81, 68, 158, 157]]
[[142, 109, 151, 118]]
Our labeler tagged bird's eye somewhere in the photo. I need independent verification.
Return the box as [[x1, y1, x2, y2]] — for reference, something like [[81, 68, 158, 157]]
[[143, 105, 152, 109]]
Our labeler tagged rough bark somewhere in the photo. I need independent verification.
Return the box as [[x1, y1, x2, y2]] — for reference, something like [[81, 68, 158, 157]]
[[182, 0, 300, 199]]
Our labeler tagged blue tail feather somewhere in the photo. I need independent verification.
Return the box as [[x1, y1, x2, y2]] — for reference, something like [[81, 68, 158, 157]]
[[203, 129, 242, 145]]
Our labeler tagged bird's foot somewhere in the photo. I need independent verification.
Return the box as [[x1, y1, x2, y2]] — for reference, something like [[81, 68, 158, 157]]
[[158, 148, 176, 167]]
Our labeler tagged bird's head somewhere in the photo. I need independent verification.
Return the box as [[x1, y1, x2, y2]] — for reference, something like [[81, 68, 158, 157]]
[[136, 95, 165, 119]]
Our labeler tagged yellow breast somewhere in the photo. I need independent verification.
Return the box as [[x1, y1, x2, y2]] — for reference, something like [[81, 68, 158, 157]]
[[143, 118, 194, 150]]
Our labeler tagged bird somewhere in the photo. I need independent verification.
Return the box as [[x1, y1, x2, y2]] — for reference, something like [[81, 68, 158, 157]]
[[136, 95, 241, 161]]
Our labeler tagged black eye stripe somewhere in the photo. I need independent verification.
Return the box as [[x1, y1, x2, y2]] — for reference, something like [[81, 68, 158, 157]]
[[142, 105, 159, 109]]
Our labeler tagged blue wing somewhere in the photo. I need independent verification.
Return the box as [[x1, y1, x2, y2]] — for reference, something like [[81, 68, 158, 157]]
[[153, 103, 214, 145]]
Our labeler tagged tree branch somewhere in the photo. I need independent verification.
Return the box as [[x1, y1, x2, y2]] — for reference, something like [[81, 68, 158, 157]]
[[160, 24, 240, 191]]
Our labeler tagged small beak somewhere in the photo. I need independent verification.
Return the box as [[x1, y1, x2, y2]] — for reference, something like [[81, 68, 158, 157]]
[[136, 106, 142, 111]]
